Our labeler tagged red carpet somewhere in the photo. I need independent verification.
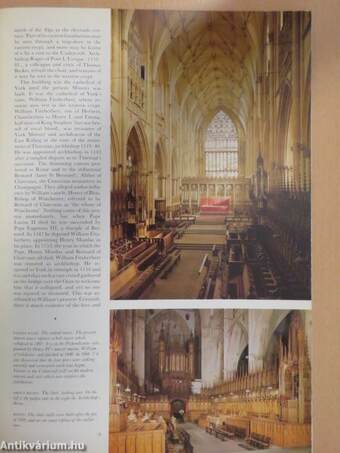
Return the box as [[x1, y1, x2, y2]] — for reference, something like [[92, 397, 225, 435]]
[[200, 196, 230, 214]]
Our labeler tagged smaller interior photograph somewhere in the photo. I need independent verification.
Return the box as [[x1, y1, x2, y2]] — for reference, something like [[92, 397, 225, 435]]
[[109, 309, 311, 453]]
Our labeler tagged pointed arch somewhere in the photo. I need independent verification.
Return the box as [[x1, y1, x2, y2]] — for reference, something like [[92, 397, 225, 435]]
[[126, 120, 150, 172], [125, 121, 150, 222]]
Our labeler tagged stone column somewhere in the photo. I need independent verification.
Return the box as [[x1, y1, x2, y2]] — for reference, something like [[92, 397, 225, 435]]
[[248, 310, 272, 373], [238, 140, 246, 177], [305, 149, 311, 191], [272, 13, 280, 165], [109, 311, 122, 433], [123, 311, 133, 377], [266, 13, 279, 172], [133, 310, 145, 389], [201, 310, 224, 386], [111, 11, 120, 100], [223, 310, 243, 378], [298, 327, 305, 423], [157, 175, 161, 199], [146, 171, 152, 225], [111, 166, 115, 192], [148, 80, 157, 225], [163, 176, 167, 201], [291, 12, 303, 191], [109, 345, 118, 405], [120, 37, 129, 188]]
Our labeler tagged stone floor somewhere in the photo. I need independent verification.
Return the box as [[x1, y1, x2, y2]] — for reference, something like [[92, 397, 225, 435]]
[[145, 250, 207, 299], [176, 233, 226, 245], [145, 215, 227, 299], [179, 423, 311, 453], [189, 224, 226, 231], [176, 217, 226, 246], [196, 214, 226, 224]]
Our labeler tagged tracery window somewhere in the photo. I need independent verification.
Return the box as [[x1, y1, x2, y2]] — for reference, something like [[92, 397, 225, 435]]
[[205, 111, 238, 178]]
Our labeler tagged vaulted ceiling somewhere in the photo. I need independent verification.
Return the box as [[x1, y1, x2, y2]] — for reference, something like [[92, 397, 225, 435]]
[[150, 11, 264, 132]]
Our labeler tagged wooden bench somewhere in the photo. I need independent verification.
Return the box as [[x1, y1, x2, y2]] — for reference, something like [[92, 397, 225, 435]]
[[116, 267, 155, 299], [134, 244, 159, 270], [235, 427, 247, 439], [214, 427, 229, 441], [154, 256, 171, 276], [221, 423, 236, 439], [214, 423, 247, 440], [110, 262, 139, 298], [159, 253, 181, 279], [246, 432, 271, 449]]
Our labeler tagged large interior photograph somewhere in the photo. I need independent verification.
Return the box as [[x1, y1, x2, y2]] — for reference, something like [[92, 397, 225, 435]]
[[110, 11, 311, 300], [109, 309, 312, 452]]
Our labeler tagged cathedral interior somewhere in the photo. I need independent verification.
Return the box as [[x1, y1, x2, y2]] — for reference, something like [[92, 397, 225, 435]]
[[109, 309, 312, 452], [110, 10, 311, 301]]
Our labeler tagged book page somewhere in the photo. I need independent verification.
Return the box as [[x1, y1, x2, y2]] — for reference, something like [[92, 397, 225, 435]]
[[0, 6, 315, 453], [0, 8, 110, 452]]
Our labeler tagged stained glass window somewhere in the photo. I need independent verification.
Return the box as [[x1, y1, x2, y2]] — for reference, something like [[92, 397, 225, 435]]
[[205, 111, 238, 178]]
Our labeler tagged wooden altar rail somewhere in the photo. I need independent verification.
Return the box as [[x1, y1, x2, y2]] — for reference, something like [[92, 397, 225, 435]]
[[109, 429, 165, 453], [250, 418, 311, 448], [202, 368, 278, 395]]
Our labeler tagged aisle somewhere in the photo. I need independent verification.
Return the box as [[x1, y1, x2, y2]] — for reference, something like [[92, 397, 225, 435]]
[[145, 214, 226, 299], [176, 214, 226, 249], [180, 423, 244, 453], [179, 423, 311, 453], [145, 250, 206, 299]]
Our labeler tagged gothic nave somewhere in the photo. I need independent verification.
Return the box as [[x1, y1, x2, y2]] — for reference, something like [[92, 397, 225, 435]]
[[109, 309, 312, 452], [110, 10, 311, 301]]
